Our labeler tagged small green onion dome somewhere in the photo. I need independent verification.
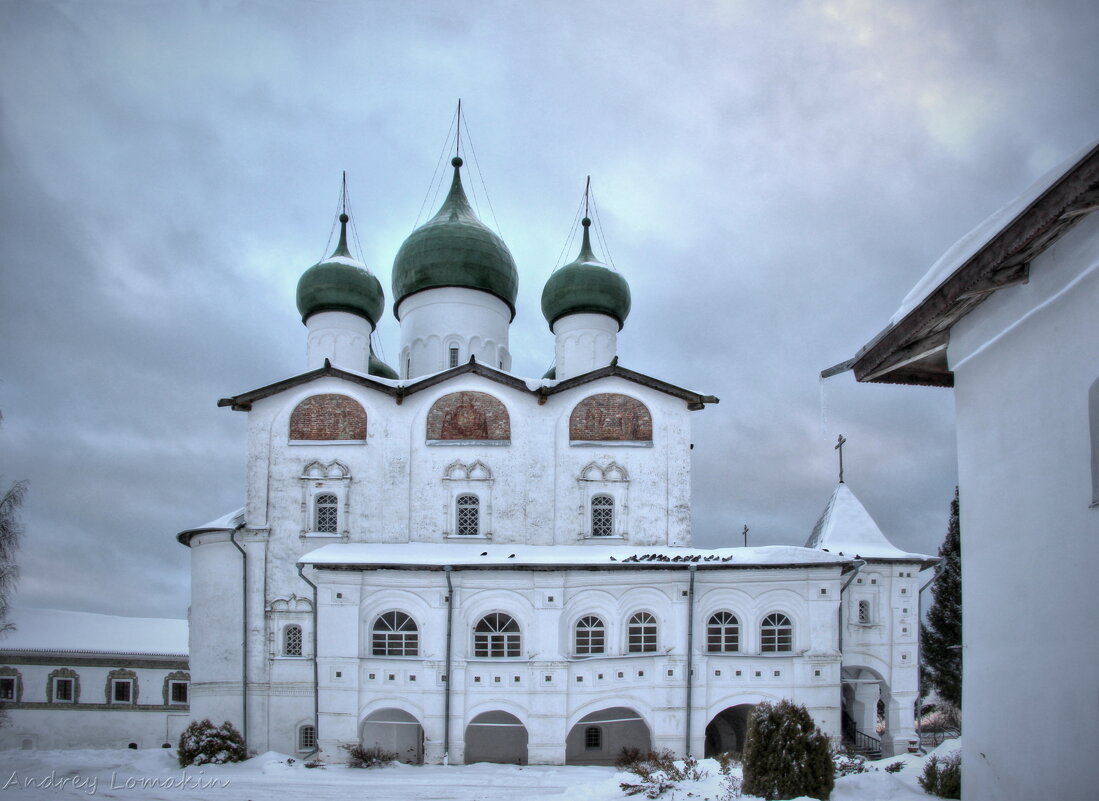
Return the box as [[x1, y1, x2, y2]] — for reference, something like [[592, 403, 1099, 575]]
[[296, 214, 385, 327], [540, 217, 631, 330], [392, 157, 519, 320], [368, 348, 399, 379]]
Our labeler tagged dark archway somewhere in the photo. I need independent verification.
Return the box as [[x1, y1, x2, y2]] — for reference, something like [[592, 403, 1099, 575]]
[[704, 704, 756, 757], [464, 710, 528, 764], [565, 707, 651, 765], [360, 708, 424, 764]]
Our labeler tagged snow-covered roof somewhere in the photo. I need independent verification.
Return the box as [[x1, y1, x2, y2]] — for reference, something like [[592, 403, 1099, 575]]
[[805, 483, 936, 564], [0, 607, 188, 657], [176, 507, 245, 546], [300, 542, 852, 570], [890, 137, 1099, 325]]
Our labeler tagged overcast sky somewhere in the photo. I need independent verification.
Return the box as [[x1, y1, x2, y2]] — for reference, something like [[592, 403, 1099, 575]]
[[2, 0, 1097, 620]]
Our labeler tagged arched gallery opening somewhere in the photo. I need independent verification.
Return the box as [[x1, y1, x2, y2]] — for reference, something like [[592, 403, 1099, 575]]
[[704, 703, 757, 757], [464, 710, 528, 764], [565, 707, 652, 765], [360, 708, 424, 764]]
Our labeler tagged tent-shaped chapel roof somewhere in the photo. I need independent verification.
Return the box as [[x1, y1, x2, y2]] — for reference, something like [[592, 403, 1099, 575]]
[[805, 482, 937, 565]]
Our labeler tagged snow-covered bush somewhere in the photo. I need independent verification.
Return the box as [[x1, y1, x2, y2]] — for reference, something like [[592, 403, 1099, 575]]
[[341, 743, 397, 768], [742, 700, 834, 800], [832, 749, 867, 777], [618, 749, 707, 798], [884, 760, 905, 773], [177, 719, 247, 768], [918, 752, 961, 798]]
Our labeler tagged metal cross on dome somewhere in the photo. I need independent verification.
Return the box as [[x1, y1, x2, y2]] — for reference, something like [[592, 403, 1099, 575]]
[[835, 434, 847, 483]]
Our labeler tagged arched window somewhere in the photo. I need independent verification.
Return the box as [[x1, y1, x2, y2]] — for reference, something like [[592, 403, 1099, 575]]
[[372, 611, 419, 656], [298, 725, 316, 752], [574, 616, 605, 655], [591, 495, 614, 537], [627, 612, 657, 653], [474, 613, 520, 657], [857, 600, 871, 624], [314, 493, 338, 533], [456, 494, 480, 536], [760, 613, 792, 653], [706, 611, 739, 652], [284, 624, 304, 657]]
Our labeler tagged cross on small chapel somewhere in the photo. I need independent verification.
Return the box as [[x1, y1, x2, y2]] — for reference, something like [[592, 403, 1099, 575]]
[[835, 434, 847, 483]]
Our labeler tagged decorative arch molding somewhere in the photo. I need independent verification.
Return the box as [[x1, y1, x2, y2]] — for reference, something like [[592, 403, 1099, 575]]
[[289, 394, 367, 442], [300, 461, 351, 538], [267, 594, 314, 613], [427, 392, 511, 443], [569, 393, 653, 444], [577, 461, 629, 540], [442, 460, 494, 538], [105, 668, 138, 705]]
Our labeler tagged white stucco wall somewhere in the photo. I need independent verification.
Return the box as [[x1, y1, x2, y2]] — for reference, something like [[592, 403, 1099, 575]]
[[397, 287, 512, 378], [948, 211, 1099, 800]]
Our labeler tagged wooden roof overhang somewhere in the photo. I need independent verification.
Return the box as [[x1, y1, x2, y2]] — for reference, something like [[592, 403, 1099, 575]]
[[829, 142, 1099, 387]]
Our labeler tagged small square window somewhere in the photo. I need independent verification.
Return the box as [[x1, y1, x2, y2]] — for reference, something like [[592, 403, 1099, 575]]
[[773, 670, 781, 677], [545, 675, 552, 682], [814, 669, 822, 677], [901, 588, 908, 594], [903, 608, 909, 614], [410, 675, 417, 682], [681, 590, 689, 597], [547, 596, 554, 603], [820, 588, 827, 595], [754, 671, 761, 678], [388, 674, 395, 681], [335, 671, 342, 678], [474, 676, 481, 683], [336, 592, 343, 599], [576, 676, 583, 683], [714, 670, 721, 677], [494, 676, 501, 683], [617, 672, 624, 679], [735, 670, 742, 677], [368, 673, 376, 680], [637, 670, 644, 678], [513, 676, 521, 683], [857, 578, 863, 584], [870, 579, 877, 585], [441, 674, 447, 683], [597, 673, 604, 680], [667, 669, 674, 677]]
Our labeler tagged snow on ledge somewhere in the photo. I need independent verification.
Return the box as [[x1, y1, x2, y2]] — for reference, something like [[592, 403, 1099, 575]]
[[300, 542, 853, 569]]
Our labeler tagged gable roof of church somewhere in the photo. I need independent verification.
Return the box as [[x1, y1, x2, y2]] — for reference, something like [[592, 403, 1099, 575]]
[[217, 359, 719, 411], [806, 482, 937, 565], [826, 139, 1099, 387]]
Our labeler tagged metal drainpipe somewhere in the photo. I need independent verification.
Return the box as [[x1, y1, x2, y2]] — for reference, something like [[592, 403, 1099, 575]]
[[296, 563, 320, 758], [914, 565, 942, 752], [228, 527, 248, 745], [685, 564, 697, 757], [443, 566, 454, 766]]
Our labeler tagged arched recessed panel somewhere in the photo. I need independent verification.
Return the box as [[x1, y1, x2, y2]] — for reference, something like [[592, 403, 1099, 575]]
[[290, 394, 366, 441], [464, 711, 527, 764], [704, 704, 757, 757], [566, 707, 651, 765], [427, 392, 511, 441], [361, 708, 423, 764], [570, 394, 652, 442]]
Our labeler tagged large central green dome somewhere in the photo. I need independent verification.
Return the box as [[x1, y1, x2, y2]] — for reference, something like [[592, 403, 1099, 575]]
[[392, 157, 518, 320]]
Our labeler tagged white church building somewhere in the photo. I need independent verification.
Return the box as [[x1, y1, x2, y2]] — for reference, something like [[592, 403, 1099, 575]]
[[176, 155, 935, 765]]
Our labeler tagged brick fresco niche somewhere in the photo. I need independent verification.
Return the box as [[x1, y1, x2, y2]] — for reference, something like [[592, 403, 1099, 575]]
[[290, 394, 367, 441], [569, 394, 652, 443], [427, 392, 511, 443]]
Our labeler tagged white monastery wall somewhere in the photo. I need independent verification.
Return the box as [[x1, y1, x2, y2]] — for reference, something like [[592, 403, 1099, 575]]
[[948, 211, 1099, 801]]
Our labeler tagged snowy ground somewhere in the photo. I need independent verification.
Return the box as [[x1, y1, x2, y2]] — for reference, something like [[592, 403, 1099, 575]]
[[0, 741, 959, 800]]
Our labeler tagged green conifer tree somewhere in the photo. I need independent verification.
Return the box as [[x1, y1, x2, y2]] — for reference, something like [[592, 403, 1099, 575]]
[[920, 487, 962, 708], [742, 700, 834, 800]]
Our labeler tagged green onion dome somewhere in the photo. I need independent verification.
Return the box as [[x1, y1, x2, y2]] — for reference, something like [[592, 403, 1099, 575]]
[[391, 157, 519, 320], [296, 214, 385, 327], [368, 348, 399, 380], [540, 217, 631, 330]]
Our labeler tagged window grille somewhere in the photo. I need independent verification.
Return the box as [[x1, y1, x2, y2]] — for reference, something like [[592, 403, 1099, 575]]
[[284, 624, 304, 656], [449, 347, 460, 368], [574, 616, 605, 655], [584, 726, 602, 750], [760, 613, 793, 652], [456, 494, 480, 536], [627, 612, 657, 653], [473, 613, 520, 657], [858, 600, 871, 624], [298, 725, 316, 751], [706, 611, 739, 652], [372, 611, 419, 656], [591, 495, 614, 537], [315, 493, 338, 533]]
